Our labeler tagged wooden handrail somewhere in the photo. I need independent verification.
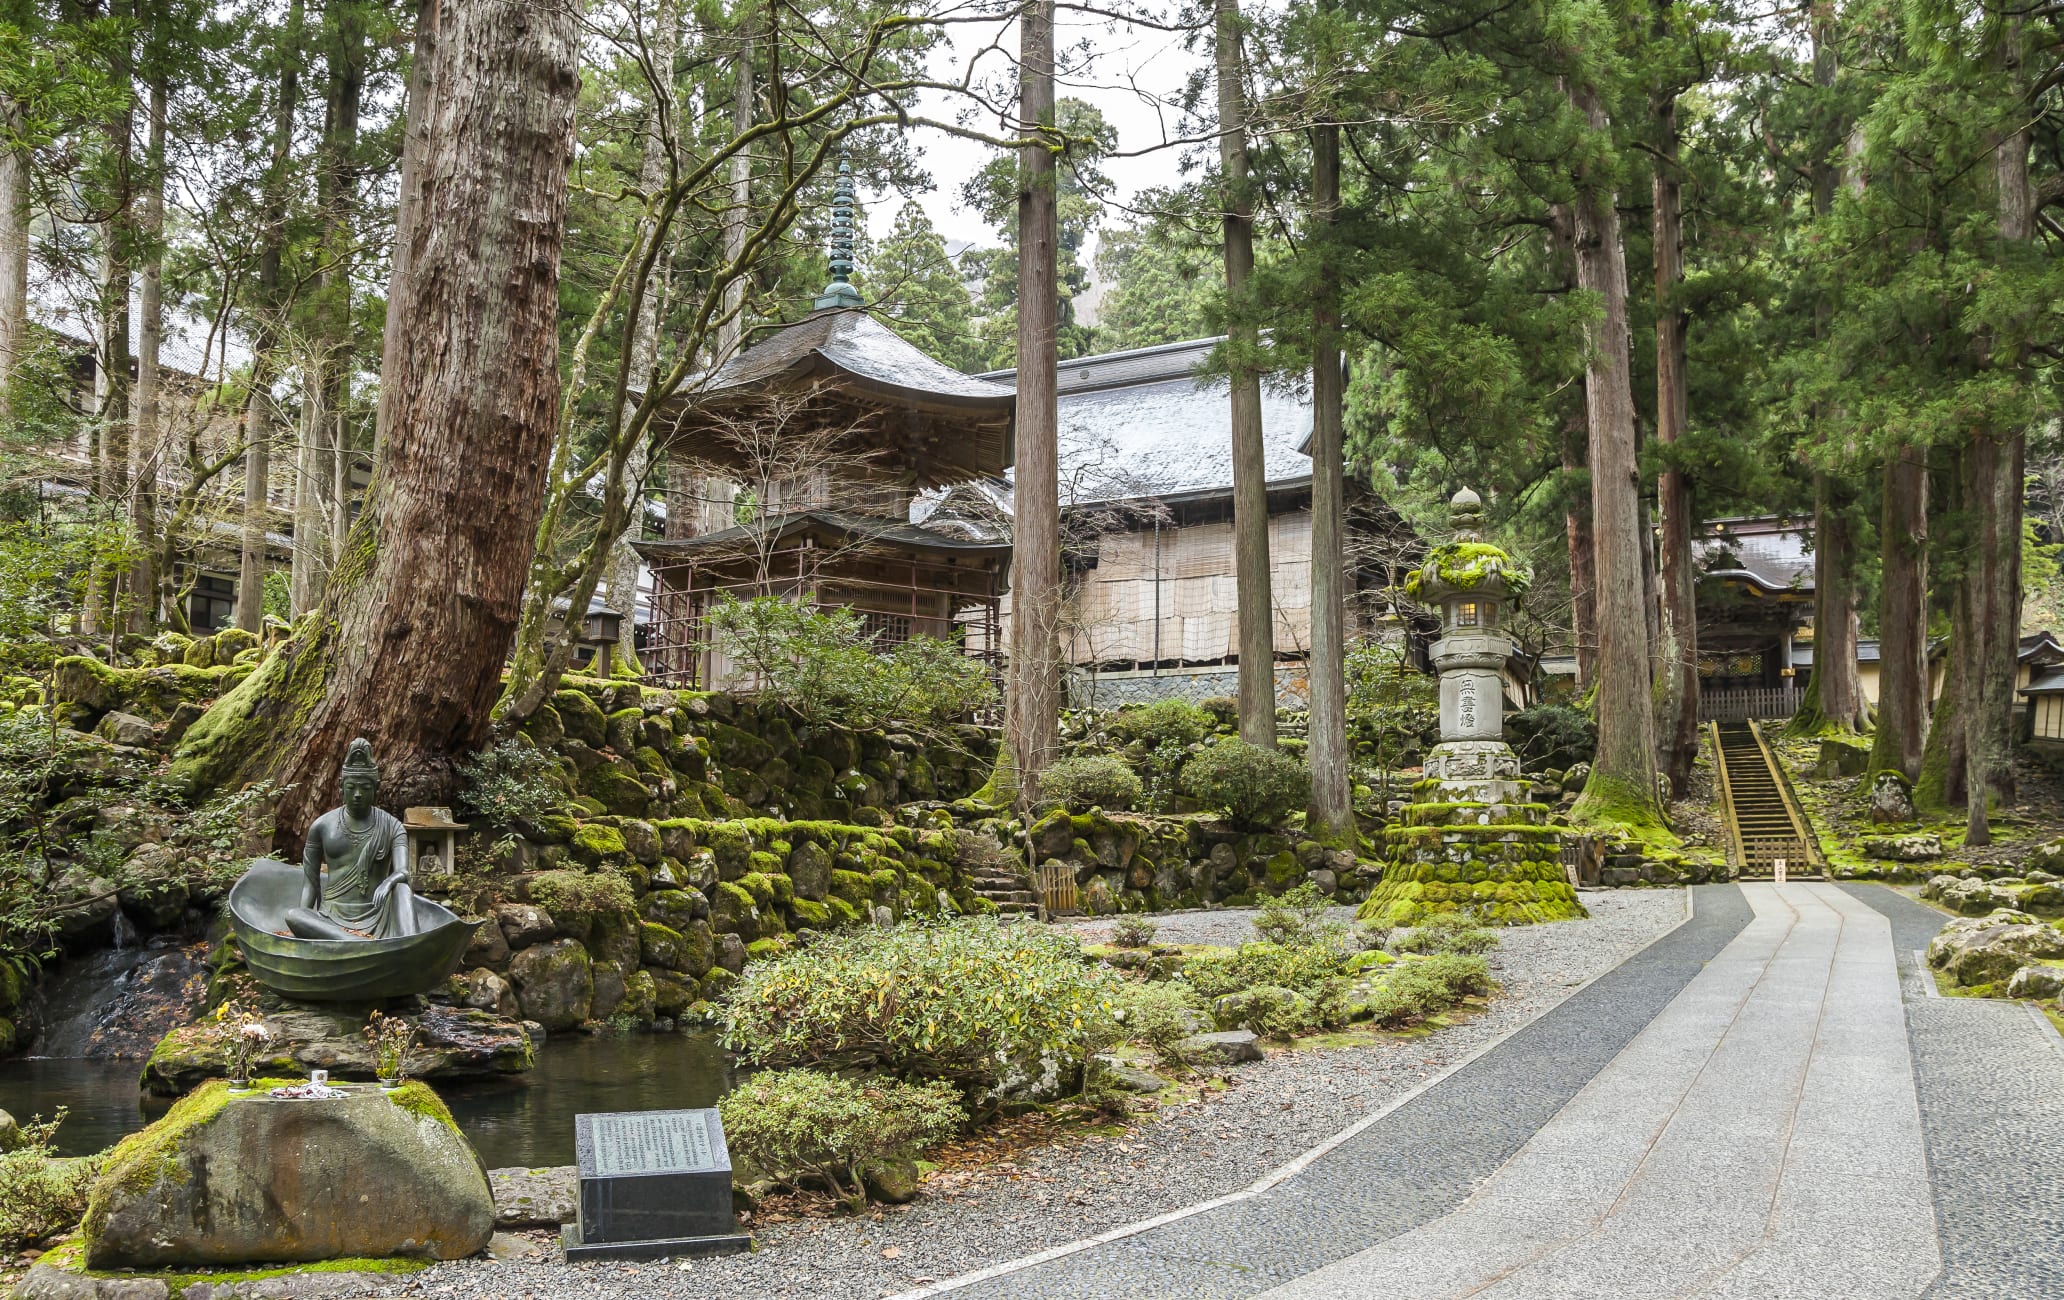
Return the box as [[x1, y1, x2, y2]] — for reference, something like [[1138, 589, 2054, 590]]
[[1746, 719, 1824, 868], [1710, 720, 1748, 873]]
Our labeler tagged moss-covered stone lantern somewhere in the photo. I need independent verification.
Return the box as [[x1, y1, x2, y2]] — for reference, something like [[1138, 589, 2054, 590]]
[[1358, 488, 1584, 927]]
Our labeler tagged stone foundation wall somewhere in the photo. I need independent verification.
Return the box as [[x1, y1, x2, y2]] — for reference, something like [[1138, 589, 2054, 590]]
[[1069, 663, 1312, 711], [1022, 808, 1360, 914]]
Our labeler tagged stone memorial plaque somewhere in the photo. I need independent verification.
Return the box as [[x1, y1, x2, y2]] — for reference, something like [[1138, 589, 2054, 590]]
[[563, 1108, 751, 1262]]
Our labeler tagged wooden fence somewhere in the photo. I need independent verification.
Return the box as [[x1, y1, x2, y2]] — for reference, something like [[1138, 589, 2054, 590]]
[[1697, 686, 1803, 723]]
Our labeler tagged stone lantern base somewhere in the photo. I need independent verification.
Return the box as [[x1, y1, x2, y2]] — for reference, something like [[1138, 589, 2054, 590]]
[[1357, 740, 1586, 928]]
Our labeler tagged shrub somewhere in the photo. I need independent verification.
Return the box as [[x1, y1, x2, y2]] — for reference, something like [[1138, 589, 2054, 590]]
[[1183, 939, 1346, 1002], [1508, 703, 1597, 773], [456, 739, 565, 831], [1395, 910, 1499, 956], [527, 868, 636, 920], [0, 1112, 100, 1252], [1198, 696, 1239, 726], [718, 1068, 963, 1208], [1251, 883, 1337, 947], [1417, 951, 1493, 998], [1357, 963, 1452, 1028], [1039, 754, 1143, 813], [1113, 979, 1205, 1066], [1110, 914, 1158, 948], [1108, 699, 1215, 751], [705, 596, 996, 729], [1180, 740, 1311, 830], [722, 917, 1126, 1094]]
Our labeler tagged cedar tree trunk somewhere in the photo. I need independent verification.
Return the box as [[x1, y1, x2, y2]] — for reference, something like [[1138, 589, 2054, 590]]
[[1565, 82, 1665, 834], [1869, 449, 1928, 781], [172, 0, 581, 838], [1306, 112, 1351, 843], [1652, 82, 1697, 796], [1006, 0, 1062, 805], [1216, 0, 1275, 745]]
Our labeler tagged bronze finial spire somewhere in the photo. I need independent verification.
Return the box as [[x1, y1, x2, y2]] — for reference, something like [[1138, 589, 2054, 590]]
[[814, 151, 864, 310]]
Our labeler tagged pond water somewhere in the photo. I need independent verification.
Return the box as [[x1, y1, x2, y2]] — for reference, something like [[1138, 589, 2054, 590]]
[[0, 1032, 734, 1169]]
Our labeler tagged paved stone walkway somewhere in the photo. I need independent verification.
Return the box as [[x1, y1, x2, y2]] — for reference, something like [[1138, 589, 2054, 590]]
[[914, 882, 2064, 1300]]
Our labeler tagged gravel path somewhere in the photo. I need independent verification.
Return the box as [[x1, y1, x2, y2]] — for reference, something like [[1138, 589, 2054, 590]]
[[409, 890, 1688, 1300]]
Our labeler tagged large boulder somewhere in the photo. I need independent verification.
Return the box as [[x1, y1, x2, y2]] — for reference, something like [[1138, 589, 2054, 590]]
[[142, 1004, 532, 1097], [1862, 833, 1942, 863], [1869, 771, 1917, 825], [1926, 910, 2064, 987], [1939, 877, 2021, 916], [81, 1081, 494, 1268], [508, 937, 593, 1030]]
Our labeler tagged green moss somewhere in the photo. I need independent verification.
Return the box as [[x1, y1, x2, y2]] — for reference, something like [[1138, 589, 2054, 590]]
[[386, 1080, 462, 1135], [1566, 772, 1678, 849], [790, 897, 832, 929], [554, 688, 608, 747], [33, 1234, 430, 1296], [582, 762, 652, 817], [570, 821, 628, 861], [1405, 541, 1532, 598], [168, 620, 337, 797], [745, 937, 788, 961], [80, 1079, 249, 1245]]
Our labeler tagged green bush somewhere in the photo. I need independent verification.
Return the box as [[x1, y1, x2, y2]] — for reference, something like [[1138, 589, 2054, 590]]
[[1395, 910, 1499, 956], [1039, 754, 1143, 813], [1508, 703, 1597, 773], [722, 917, 1126, 1095], [1113, 979, 1205, 1066], [1344, 643, 1439, 762], [1108, 699, 1215, 751], [1355, 953, 1492, 1028], [1110, 913, 1158, 948], [527, 868, 636, 920], [1198, 696, 1238, 726], [704, 596, 996, 729], [455, 739, 565, 831], [0, 1112, 100, 1252], [1180, 740, 1312, 830], [1251, 883, 1337, 947], [1183, 939, 1346, 1003], [717, 1068, 962, 1208]]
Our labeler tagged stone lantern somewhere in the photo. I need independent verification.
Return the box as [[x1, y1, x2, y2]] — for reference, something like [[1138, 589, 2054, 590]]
[[1412, 487, 1528, 801], [1356, 488, 1584, 927]]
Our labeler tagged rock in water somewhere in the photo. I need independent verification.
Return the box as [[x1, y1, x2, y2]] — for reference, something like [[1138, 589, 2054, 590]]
[[141, 1003, 531, 1097], [82, 1080, 494, 1268]]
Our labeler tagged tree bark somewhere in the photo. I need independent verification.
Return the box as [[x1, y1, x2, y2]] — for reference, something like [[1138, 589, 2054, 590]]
[[1869, 449, 1928, 781], [1963, 15, 2033, 846], [1306, 106, 1351, 843], [1652, 75, 1697, 796], [0, 94, 27, 426], [1795, 474, 1866, 733], [375, 0, 440, 463], [1215, 0, 1275, 745], [84, 28, 135, 640], [240, 0, 303, 633], [317, 3, 366, 572], [1006, 0, 1062, 806], [1564, 81, 1665, 833], [172, 0, 582, 837], [129, 81, 166, 633], [289, 391, 328, 613], [1547, 207, 1595, 691]]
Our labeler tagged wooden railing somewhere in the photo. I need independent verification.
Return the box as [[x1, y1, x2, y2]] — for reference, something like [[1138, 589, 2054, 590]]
[[1698, 686, 1803, 723]]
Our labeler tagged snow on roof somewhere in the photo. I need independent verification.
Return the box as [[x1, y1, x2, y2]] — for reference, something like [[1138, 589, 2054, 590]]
[[981, 336, 1313, 505], [30, 266, 253, 382]]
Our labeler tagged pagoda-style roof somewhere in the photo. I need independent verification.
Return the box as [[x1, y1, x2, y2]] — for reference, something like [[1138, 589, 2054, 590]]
[[632, 509, 1014, 566], [654, 309, 1015, 488]]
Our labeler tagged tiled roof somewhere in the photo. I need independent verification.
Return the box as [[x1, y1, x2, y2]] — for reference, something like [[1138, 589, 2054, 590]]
[[703, 308, 1014, 408], [30, 267, 253, 381], [1695, 519, 1813, 595], [979, 337, 1313, 504]]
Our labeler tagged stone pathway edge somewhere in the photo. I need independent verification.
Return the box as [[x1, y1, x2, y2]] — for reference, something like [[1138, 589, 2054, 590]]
[[886, 887, 1700, 1300]]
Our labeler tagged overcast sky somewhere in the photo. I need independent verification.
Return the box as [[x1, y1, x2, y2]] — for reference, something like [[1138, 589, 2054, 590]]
[[862, 7, 1208, 256]]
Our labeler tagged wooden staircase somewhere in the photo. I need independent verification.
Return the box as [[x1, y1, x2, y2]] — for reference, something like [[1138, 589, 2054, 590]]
[[1712, 720, 1823, 878]]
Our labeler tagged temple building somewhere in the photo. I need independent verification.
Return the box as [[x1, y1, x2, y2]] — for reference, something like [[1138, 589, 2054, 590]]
[[633, 165, 1017, 689]]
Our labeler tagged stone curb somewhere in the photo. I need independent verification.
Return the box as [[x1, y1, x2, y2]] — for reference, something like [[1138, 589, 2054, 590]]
[[885, 887, 1700, 1300]]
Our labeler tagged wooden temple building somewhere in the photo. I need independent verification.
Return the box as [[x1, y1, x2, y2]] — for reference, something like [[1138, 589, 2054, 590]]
[[633, 170, 1017, 688]]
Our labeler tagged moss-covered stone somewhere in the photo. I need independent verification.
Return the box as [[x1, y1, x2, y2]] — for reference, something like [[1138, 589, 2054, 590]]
[[789, 897, 832, 929], [569, 822, 628, 863], [582, 761, 652, 817], [554, 689, 607, 747]]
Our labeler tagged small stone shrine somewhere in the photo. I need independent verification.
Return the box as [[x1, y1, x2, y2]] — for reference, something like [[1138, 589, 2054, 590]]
[[563, 1108, 752, 1261], [1359, 489, 1584, 926]]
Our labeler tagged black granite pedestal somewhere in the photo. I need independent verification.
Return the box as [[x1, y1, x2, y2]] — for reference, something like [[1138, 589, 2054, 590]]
[[560, 1108, 753, 1262]]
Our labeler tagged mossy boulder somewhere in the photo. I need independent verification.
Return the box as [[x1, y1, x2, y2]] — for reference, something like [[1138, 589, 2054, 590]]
[[80, 1081, 493, 1268], [582, 761, 652, 817], [640, 921, 689, 971], [554, 689, 608, 747], [508, 938, 594, 1030], [569, 821, 628, 864]]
